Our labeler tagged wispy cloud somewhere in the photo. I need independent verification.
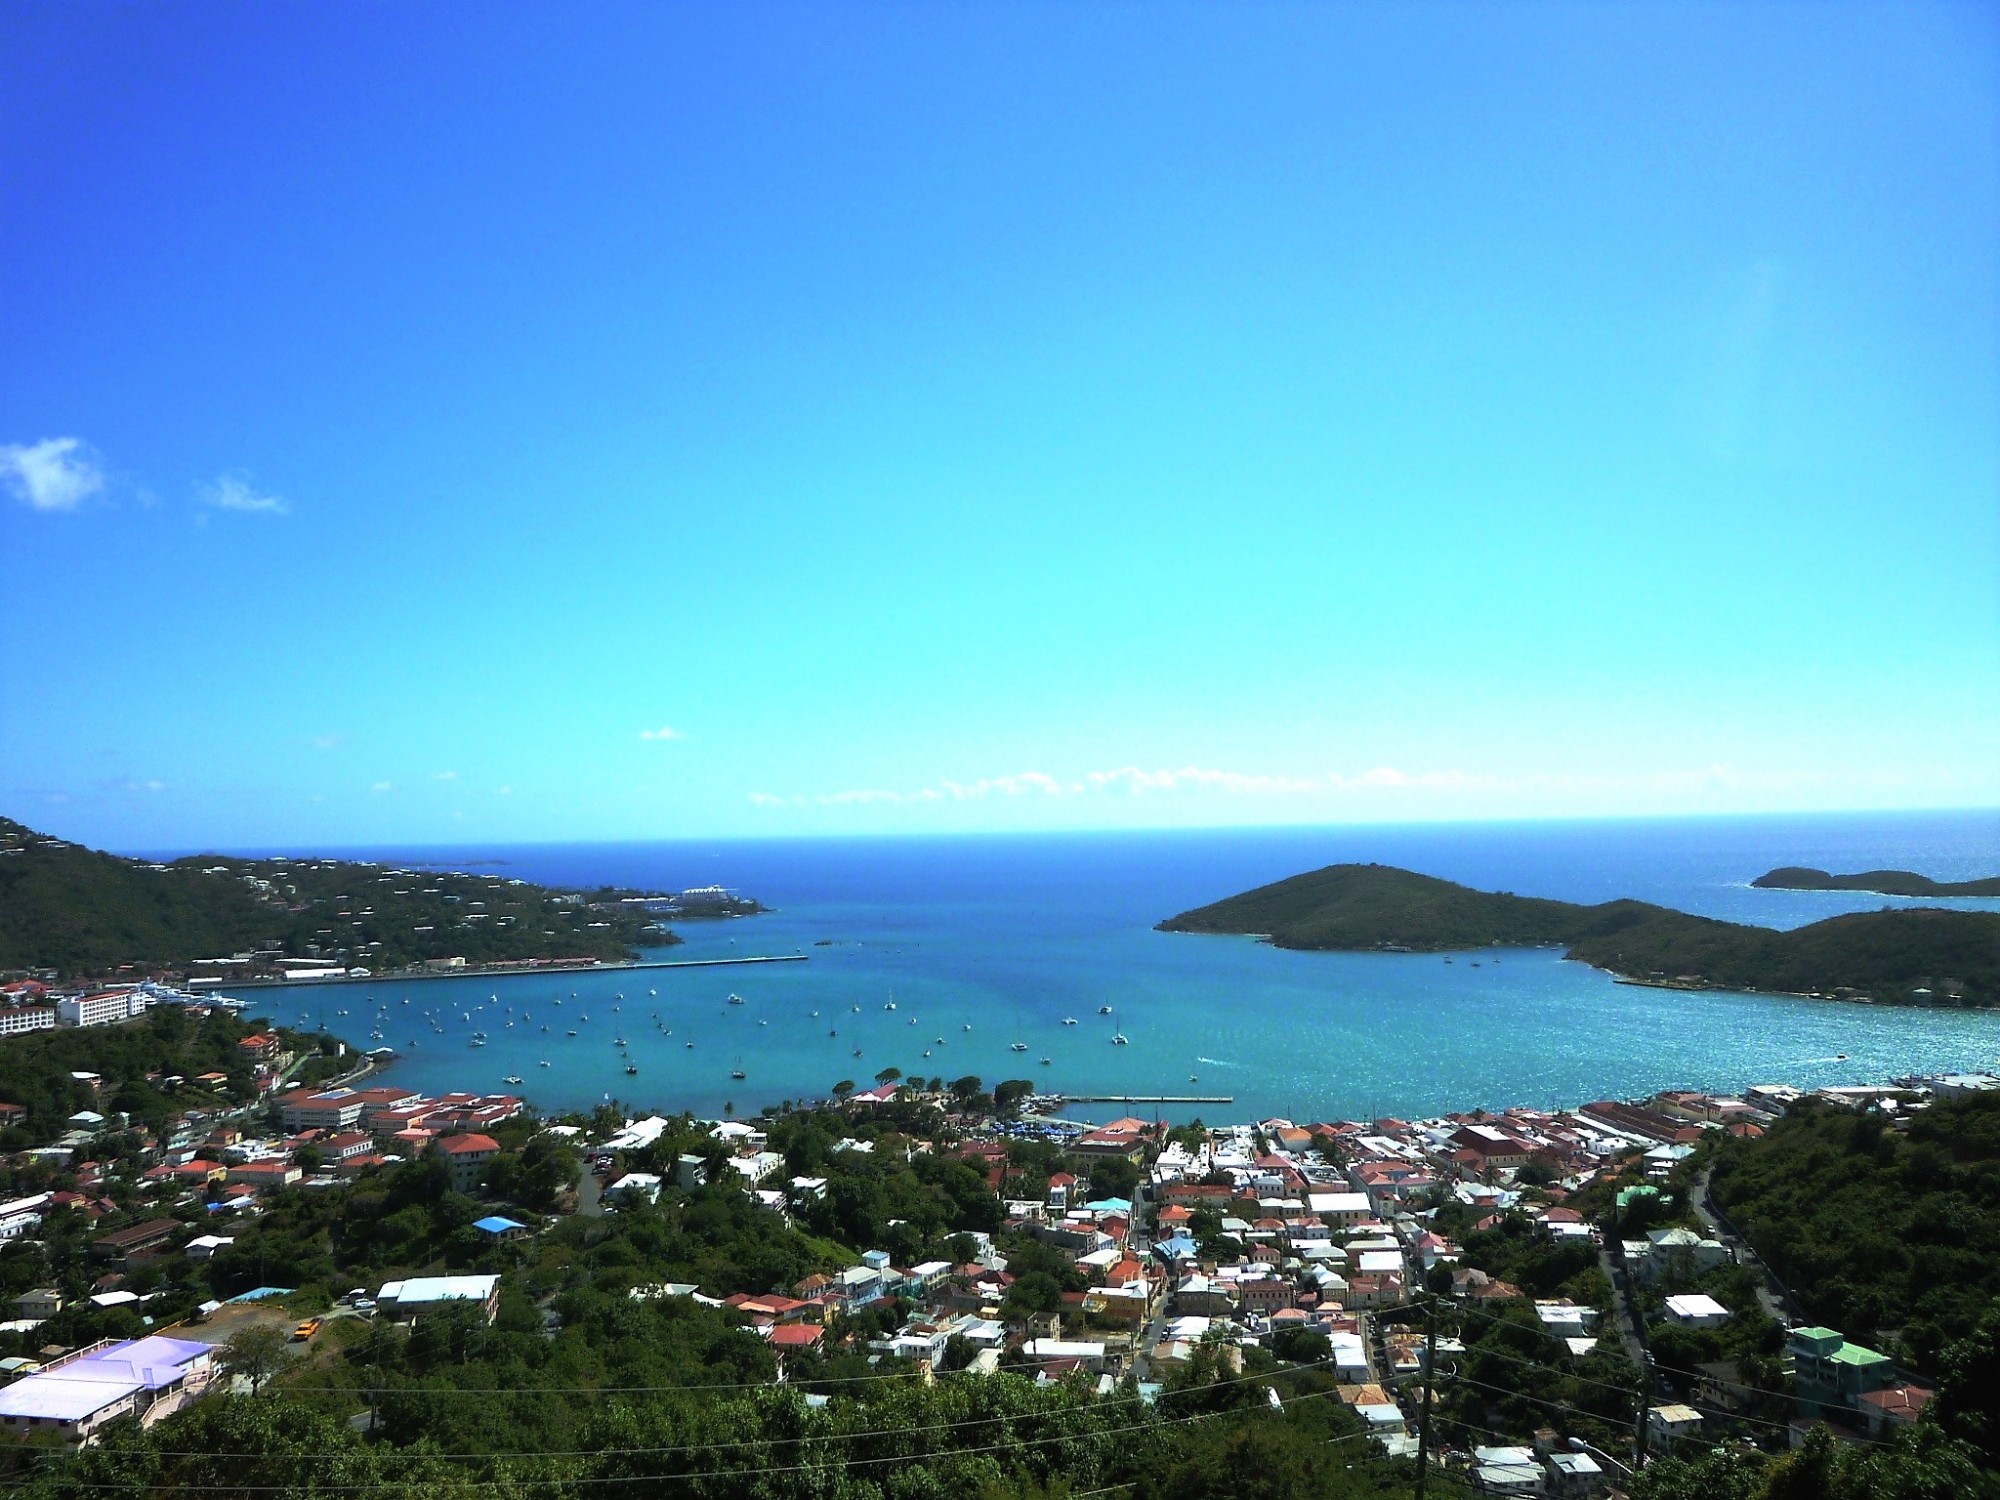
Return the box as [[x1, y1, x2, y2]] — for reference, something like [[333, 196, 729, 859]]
[[432, 770, 459, 781], [202, 472, 289, 515], [310, 733, 347, 751], [370, 781, 394, 793], [639, 725, 686, 741], [1, 437, 104, 511]]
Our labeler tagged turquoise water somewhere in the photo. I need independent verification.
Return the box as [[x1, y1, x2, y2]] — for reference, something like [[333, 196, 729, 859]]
[[242, 810, 2000, 1122]]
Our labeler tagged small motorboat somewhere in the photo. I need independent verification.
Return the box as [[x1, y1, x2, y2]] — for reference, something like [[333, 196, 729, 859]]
[[503, 1074, 524, 1085], [625, 1064, 638, 1075]]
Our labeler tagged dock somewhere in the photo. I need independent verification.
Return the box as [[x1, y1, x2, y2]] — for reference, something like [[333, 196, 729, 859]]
[[1060, 1095, 1235, 1106], [219, 954, 809, 990]]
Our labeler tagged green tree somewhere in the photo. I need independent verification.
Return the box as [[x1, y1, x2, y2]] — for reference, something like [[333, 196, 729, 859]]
[[215, 1325, 300, 1396]]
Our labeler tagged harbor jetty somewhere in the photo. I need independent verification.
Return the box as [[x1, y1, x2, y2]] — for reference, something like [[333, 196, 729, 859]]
[[224, 953, 809, 990]]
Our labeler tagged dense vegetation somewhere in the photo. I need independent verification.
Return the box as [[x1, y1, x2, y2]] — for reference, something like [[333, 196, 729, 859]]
[[1752, 866, 2000, 898], [1158, 863, 1999, 1006], [0, 1003, 336, 1150], [1708, 1091, 2000, 1373], [0, 817, 672, 978]]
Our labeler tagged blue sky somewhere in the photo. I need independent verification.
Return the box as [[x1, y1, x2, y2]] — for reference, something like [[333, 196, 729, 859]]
[[2, 2, 1996, 850]]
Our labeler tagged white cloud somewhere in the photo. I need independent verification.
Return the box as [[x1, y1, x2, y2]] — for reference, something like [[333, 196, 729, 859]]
[[772, 762, 1482, 810], [1, 437, 104, 511], [371, 781, 394, 793], [202, 473, 288, 515], [1088, 766, 1322, 795], [432, 770, 459, 781], [639, 726, 686, 741]]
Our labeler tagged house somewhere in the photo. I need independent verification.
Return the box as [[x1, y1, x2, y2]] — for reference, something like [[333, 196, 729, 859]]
[[1857, 1385, 1934, 1436], [236, 1033, 282, 1062], [1647, 1404, 1703, 1451], [767, 1323, 825, 1358], [0, 1193, 52, 1241], [1471, 1444, 1543, 1495], [226, 1160, 301, 1191], [14, 1289, 64, 1321], [1022, 1338, 1107, 1373], [1544, 1449, 1606, 1498], [90, 1219, 181, 1266], [1663, 1293, 1731, 1330], [0, 1336, 212, 1443], [472, 1216, 528, 1241], [1626, 1227, 1729, 1284], [606, 1173, 664, 1204], [432, 1133, 501, 1192], [376, 1274, 501, 1324]]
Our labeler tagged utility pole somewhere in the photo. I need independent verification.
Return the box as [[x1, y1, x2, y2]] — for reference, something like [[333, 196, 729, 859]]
[[1414, 1292, 1439, 1500]]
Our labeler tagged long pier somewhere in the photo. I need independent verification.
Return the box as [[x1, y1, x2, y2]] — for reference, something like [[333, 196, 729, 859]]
[[1059, 1094, 1234, 1105], [217, 954, 809, 990]]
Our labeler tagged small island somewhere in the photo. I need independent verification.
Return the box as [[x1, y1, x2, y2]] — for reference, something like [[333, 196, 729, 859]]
[[1159, 862, 1999, 1007], [1752, 866, 2000, 898]]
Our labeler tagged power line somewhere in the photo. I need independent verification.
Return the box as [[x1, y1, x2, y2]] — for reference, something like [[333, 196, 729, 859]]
[[32, 1383, 1365, 1493], [38, 1352, 1345, 1465]]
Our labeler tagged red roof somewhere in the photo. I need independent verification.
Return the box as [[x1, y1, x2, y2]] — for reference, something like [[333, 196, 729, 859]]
[[436, 1133, 501, 1155], [769, 1323, 824, 1350]]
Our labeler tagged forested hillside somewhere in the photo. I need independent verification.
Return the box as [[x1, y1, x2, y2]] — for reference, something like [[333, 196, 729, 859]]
[[1708, 1091, 2000, 1372], [0, 818, 670, 978], [1159, 863, 2000, 1006]]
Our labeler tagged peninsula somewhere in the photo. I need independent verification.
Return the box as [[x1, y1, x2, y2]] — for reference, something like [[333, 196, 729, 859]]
[[1752, 865, 2000, 898], [0, 817, 740, 982], [1159, 863, 2000, 1007]]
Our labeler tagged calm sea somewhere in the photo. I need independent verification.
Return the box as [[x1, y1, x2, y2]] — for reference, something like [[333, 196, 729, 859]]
[[232, 810, 2000, 1123]]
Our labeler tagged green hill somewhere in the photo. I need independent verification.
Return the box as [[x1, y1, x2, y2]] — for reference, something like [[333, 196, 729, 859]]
[[1753, 865, 2000, 898], [1708, 1090, 2000, 1372], [1158, 863, 2000, 1007], [0, 816, 672, 979]]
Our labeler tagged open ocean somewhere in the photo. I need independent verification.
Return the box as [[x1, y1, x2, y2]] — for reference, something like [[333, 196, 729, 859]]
[[233, 810, 2000, 1123]]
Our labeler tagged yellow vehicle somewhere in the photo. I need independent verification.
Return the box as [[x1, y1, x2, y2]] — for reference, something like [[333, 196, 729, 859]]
[[291, 1318, 321, 1342]]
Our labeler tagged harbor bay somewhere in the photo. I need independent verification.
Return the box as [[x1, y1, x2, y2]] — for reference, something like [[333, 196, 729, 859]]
[[250, 810, 2000, 1121]]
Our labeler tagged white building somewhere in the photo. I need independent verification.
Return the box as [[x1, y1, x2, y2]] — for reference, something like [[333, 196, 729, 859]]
[[1663, 1293, 1732, 1329], [56, 990, 153, 1030], [0, 1005, 56, 1037], [377, 1274, 501, 1324]]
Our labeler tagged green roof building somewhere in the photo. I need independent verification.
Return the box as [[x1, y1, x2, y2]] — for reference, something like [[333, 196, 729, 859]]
[[1787, 1325, 1896, 1420]]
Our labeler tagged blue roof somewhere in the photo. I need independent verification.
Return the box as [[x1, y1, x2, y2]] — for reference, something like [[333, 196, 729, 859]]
[[473, 1215, 527, 1234], [1152, 1233, 1198, 1259], [226, 1286, 294, 1303]]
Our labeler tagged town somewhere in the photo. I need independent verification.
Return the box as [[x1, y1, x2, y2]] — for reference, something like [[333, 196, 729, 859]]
[[1, 981, 1992, 1498]]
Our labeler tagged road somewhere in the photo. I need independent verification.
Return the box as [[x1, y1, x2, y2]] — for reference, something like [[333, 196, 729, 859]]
[[1691, 1166, 1797, 1325]]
